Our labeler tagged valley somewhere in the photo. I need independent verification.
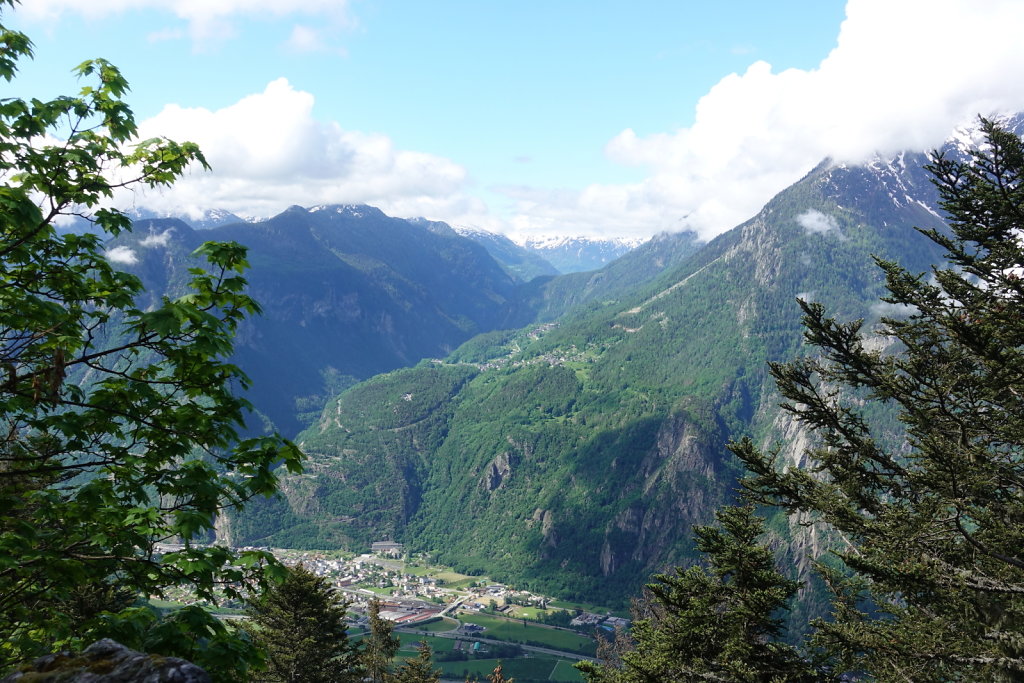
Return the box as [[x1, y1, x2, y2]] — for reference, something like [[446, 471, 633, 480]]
[[7, 3, 1024, 678], [221, 139, 959, 611], [166, 544, 615, 682]]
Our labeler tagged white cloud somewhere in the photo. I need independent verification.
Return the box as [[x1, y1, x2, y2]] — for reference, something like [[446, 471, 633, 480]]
[[797, 210, 841, 237], [139, 229, 173, 247], [29, 0, 1024, 241], [504, 0, 1024, 241], [124, 78, 477, 223], [105, 245, 139, 265]]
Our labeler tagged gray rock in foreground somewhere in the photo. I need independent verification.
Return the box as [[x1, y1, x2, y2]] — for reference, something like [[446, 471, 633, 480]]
[[1, 639, 210, 682]]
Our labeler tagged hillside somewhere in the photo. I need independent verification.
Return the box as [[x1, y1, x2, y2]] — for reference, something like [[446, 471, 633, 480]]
[[233, 150, 950, 604], [520, 228, 703, 322], [112, 204, 534, 435]]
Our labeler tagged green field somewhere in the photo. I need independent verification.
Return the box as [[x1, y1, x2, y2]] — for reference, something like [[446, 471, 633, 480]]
[[438, 656, 578, 682], [508, 606, 552, 619], [459, 613, 595, 655], [352, 632, 456, 656], [397, 633, 455, 654], [550, 660, 586, 681], [548, 600, 629, 619], [416, 617, 459, 632]]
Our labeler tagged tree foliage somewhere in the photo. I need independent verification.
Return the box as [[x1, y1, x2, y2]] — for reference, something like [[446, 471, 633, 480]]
[[730, 117, 1024, 679], [363, 597, 401, 683], [392, 641, 441, 683], [246, 564, 361, 683], [579, 505, 817, 682], [0, 0, 301, 672]]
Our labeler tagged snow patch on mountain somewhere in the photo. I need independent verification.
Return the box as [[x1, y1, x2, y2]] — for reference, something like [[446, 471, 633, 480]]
[[512, 234, 647, 250]]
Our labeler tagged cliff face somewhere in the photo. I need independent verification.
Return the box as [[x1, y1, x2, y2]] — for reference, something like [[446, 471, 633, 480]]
[[600, 413, 727, 577]]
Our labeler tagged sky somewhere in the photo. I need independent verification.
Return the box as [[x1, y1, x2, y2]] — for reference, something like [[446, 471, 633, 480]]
[[8, 0, 1024, 242]]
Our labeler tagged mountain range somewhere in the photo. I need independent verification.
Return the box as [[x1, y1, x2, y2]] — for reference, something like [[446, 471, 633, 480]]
[[514, 235, 647, 274], [114, 117, 1019, 607], [111, 203, 670, 437]]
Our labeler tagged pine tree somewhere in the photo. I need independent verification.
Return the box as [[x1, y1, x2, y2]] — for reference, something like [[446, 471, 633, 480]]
[[392, 641, 440, 683], [732, 117, 1024, 679], [246, 564, 361, 683], [363, 597, 401, 683], [578, 505, 818, 682]]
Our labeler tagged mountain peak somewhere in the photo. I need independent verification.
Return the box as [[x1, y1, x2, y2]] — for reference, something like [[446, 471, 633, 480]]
[[309, 204, 384, 219], [513, 235, 648, 274], [511, 234, 647, 249]]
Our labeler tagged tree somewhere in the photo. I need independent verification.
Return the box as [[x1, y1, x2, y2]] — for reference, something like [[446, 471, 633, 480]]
[[392, 641, 441, 683], [485, 662, 513, 683], [246, 563, 361, 683], [732, 117, 1024, 679], [363, 597, 401, 683], [0, 0, 302, 672], [578, 505, 818, 682]]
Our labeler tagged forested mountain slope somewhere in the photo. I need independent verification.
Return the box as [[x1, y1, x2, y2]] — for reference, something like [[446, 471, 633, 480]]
[[520, 228, 703, 322], [233, 149, 952, 603], [112, 204, 533, 435], [113, 204, 713, 436]]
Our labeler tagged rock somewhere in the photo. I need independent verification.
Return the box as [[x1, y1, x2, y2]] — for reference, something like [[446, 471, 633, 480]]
[[0, 639, 211, 682]]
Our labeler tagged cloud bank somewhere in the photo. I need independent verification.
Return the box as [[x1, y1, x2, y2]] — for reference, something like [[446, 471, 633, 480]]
[[124, 78, 488, 225], [40, 0, 1024, 240], [507, 0, 1024, 240]]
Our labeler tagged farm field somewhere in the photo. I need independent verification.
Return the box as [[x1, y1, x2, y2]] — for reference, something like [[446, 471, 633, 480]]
[[548, 599, 629, 619], [458, 613, 595, 655], [418, 617, 460, 632], [437, 656, 584, 682]]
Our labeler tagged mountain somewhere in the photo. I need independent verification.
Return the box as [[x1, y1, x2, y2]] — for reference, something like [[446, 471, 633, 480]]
[[409, 220, 560, 282], [233, 149, 951, 605], [112, 204, 535, 435], [178, 208, 249, 229], [517, 236, 646, 273], [61, 207, 249, 234], [520, 229, 704, 322]]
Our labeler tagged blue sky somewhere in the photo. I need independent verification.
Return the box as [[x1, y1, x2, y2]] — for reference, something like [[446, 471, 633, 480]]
[[9, 1, 1024, 240]]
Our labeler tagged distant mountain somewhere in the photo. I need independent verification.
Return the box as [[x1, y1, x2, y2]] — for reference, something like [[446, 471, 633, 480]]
[[117, 206, 249, 229], [61, 207, 248, 235], [517, 235, 646, 273], [111, 204, 534, 435], [408, 219, 559, 282], [180, 208, 249, 229], [521, 229, 704, 322], [236, 147, 953, 606]]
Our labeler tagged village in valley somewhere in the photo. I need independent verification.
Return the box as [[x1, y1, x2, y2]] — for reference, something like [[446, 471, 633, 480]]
[[267, 541, 629, 633], [159, 540, 630, 682]]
